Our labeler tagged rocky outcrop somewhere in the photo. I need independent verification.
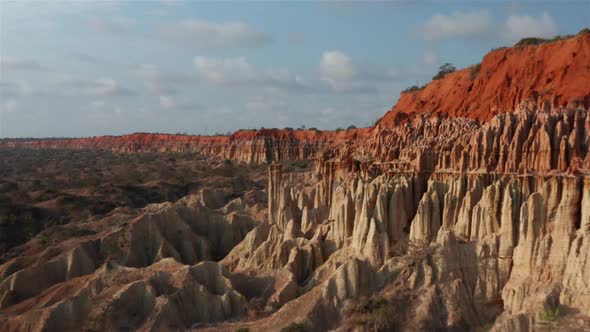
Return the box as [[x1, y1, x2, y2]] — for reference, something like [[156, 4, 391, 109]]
[[379, 33, 590, 124], [1, 33, 590, 332], [246, 157, 590, 330], [1, 259, 246, 331], [0, 188, 264, 330], [0, 128, 367, 164]]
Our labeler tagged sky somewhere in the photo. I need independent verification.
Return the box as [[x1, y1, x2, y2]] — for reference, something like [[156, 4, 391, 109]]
[[0, 1, 589, 138]]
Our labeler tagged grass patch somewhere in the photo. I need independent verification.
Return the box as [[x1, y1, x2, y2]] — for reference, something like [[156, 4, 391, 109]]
[[280, 323, 305, 332], [343, 296, 399, 331], [537, 307, 560, 328], [515, 35, 575, 47]]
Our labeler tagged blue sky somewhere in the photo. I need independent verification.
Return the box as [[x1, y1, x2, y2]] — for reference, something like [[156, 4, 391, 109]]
[[1, 1, 589, 137]]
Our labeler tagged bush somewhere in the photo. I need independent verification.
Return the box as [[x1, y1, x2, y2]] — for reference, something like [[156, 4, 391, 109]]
[[235, 328, 250, 332], [515, 35, 574, 47], [390, 239, 436, 269], [38, 231, 50, 247], [537, 307, 560, 328], [343, 296, 398, 331], [401, 85, 425, 93], [475, 323, 494, 332], [346, 125, 357, 130], [369, 306, 396, 331], [579, 28, 590, 35], [432, 63, 456, 80], [280, 323, 305, 332], [515, 37, 549, 46], [491, 46, 508, 52], [469, 63, 481, 81], [290, 160, 308, 169]]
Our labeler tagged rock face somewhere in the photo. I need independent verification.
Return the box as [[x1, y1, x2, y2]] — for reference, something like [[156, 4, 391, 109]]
[[0, 190, 263, 330], [1, 34, 590, 331], [379, 33, 590, 124], [0, 128, 367, 164], [251, 162, 590, 331]]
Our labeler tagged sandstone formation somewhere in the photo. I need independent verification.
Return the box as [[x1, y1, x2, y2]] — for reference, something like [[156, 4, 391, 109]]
[[1, 33, 590, 331], [379, 33, 590, 124]]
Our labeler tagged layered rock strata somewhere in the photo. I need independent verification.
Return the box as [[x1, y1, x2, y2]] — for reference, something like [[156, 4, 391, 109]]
[[1, 34, 590, 331]]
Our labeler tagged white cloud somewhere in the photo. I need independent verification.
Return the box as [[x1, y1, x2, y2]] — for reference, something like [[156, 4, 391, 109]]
[[0, 80, 34, 97], [319, 50, 387, 93], [50, 75, 135, 97], [162, 20, 272, 50], [159, 95, 176, 109], [417, 10, 560, 43], [418, 10, 494, 40], [194, 56, 256, 84], [505, 12, 559, 42], [320, 51, 357, 82], [134, 64, 193, 94], [193, 56, 310, 92], [84, 78, 117, 96]]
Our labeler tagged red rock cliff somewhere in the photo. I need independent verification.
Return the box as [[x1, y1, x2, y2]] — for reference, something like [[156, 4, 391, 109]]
[[378, 33, 590, 124], [2, 34, 589, 171]]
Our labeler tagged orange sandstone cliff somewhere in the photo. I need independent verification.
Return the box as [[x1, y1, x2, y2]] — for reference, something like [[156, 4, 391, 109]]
[[3, 34, 590, 172], [379, 33, 590, 124], [2, 34, 590, 332]]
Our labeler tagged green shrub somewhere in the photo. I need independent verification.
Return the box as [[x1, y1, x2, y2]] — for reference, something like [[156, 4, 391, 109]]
[[347, 125, 357, 130], [537, 307, 560, 327], [280, 323, 305, 332], [475, 323, 494, 332], [515, 37, 549, 46], [235, 328, 250, 332], [369, 305, 395, 331], [38, 231, 50, 247], [401, 85, 425, 93], [515, 35, 574, 47], [343, 296, 398, 331], [290, 160, 308, 169], [579, 28, 590, 35], [469, 63, 481, 81], [432, 63, 456, 80], [491, 46, 508, 52]]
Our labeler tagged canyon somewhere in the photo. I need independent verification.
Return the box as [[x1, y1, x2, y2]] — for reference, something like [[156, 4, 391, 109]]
[[1, 33, 590, 331]]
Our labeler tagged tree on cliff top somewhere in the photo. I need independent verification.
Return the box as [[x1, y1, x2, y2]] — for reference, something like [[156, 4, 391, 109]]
[[432, 63, 456, 80]]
